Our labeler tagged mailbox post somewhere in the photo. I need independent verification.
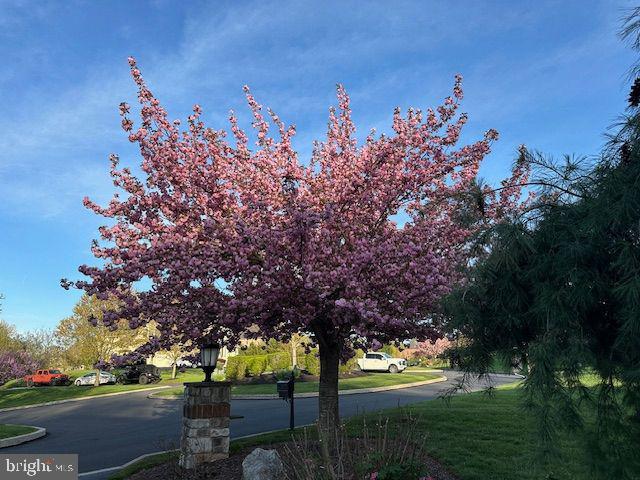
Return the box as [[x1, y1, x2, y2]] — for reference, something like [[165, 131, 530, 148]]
[[276, 372, 295, 430]]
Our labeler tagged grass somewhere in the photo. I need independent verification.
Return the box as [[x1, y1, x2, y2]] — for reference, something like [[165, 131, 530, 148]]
[[159, 368, 205, 383], [0, 368, 208, 410], [108, 451, 178, 480], [154, 371, 442, 397], [348, 383, 590, 480], [0, 383, 165, 409], [0, 368, 439, 407], [111, 382, 603, 480], [0, 424, 37, 439]]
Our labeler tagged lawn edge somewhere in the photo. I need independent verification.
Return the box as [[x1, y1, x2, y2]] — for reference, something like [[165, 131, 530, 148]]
[[148, 375, 448, 400], [0, 426, 46, 448], [0, 386, 171, 413]]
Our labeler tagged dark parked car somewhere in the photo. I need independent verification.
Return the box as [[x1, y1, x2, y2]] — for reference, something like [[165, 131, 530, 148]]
[[116, 364, 161, 385]]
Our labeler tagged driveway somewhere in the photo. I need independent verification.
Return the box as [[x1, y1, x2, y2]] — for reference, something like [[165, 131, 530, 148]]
[[0, 371, 518, 476]]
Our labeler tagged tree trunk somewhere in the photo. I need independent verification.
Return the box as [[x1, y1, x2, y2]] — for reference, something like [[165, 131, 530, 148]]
[[291, 342, 298, 370], [172, 362, 177, 380], [94, 368, 101, 387], [318, 337, 340, 439]]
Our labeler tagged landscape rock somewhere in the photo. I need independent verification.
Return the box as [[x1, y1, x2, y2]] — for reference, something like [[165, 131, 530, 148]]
[[242, 448, 285, 480]]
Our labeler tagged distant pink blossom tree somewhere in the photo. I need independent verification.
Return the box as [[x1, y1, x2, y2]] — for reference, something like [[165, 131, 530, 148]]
[[0, 351, 38, 385], [63, 58, 528, 434], [414, 338, 454, 360]]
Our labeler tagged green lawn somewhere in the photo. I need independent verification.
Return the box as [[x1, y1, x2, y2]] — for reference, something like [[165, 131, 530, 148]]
[[111, 382, 604, 480], [0, 370, 440, 410], [0, 368, 209, 410], [0, 383, 166, 410], [0, 424, 37, 439], [357, 383, 592, 480], [158, 368, 206, 383], [154, 371, 441, 397]]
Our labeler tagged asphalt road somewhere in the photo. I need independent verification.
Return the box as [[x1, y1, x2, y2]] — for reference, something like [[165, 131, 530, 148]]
[[0, 371, 518, 476]]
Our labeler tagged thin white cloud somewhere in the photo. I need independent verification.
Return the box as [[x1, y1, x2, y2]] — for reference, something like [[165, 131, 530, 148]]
[[0, 0, 634, 221]]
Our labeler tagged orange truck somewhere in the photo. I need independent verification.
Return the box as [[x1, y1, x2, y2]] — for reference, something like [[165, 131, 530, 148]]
[[24, 369, 71, 386]]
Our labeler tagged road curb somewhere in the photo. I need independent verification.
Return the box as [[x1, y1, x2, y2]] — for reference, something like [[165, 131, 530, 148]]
[[148, 375, 448, 401], [0, 386, 171, 413], [0, 426, 46, 448]]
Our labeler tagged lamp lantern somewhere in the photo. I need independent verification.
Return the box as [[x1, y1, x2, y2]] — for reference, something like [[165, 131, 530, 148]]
[[200, 343, 220, 383]]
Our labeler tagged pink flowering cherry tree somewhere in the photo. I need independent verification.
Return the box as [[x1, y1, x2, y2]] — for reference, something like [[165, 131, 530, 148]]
[[63, 58, 527, 434], [414, 338, 454, 362], [0, 351, 38, 386]]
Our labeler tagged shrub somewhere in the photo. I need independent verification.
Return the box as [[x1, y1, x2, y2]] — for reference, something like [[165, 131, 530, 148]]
[[303, 352, 320, 375], [274, 368, 302, 381], [380, 344, 401, 358], [225, 356, 248, 380], [237, 342, 267, 356], [339, 356, 359, 375], [228, 351, 301, 379], [247, 356, 268, 376], [269, 352, 291, 371], [282, 412, 432, 479]]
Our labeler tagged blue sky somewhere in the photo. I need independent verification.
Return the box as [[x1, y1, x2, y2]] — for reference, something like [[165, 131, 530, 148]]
[[0, 0, 636, 332]]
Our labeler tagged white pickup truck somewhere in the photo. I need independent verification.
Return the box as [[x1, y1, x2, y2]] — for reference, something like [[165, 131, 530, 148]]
[[357, 352, 407, 373]]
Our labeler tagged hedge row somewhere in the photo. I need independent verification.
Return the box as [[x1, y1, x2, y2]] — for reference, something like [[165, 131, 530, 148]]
[[225, 351, 360, 380], [225, 352, 292, 380]]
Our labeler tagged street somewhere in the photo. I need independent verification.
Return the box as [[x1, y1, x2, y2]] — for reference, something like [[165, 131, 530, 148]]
[[0, 372, 518, 475]]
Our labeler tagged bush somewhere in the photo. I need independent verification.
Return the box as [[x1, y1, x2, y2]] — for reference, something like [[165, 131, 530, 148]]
[[282, 412, 432, 479], [303, 352, 320, 376], [237, 342, 267, 356], [380, 344, 401, 358], [227, 352, 297, 379], [225, 356, 248, 381], [269, 352, 291, 371], [274, 368, 302, 381], [247, 356, 268, 376], [339, 356, 359, 375]]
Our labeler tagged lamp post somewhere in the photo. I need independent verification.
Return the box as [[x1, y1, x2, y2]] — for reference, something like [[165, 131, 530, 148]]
[[200, 343, 220, 382]]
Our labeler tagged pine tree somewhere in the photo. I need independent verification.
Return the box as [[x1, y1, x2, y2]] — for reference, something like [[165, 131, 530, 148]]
[[445, 82, 640, 478]]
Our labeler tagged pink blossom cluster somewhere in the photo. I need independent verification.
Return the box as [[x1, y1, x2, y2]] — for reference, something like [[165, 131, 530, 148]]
[[413, 338, 453, 359], [0, 351, 38, 385], [63, 58, 528, 360]]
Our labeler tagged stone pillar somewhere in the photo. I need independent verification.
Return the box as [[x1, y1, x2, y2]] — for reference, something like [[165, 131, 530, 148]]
[[179, 381, 231, 469]]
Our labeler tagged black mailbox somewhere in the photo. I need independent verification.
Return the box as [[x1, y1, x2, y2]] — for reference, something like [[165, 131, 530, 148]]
[[276, 380, 291, 399], [277, 375, 296, 430]]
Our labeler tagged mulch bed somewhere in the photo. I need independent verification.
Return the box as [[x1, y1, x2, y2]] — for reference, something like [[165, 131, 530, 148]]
[[127, 445, 283, 480], [127, 443, 459, 480]]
